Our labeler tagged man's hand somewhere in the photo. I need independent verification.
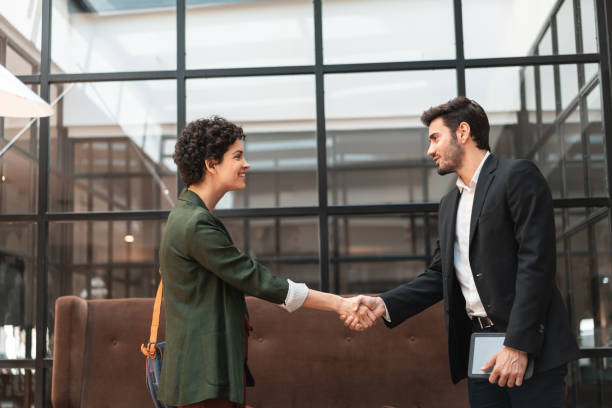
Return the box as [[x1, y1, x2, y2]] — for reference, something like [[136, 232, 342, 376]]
[[481, 346, 528, 387], [339, 295, 387, 331], [336, 297, 377, 331]]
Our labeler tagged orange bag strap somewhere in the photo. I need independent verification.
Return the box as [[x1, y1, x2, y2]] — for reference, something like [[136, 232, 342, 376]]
[[141, 270, 163, 359]]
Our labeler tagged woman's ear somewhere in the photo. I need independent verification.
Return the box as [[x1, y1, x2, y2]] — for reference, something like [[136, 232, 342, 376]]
[[205, 158, 218, 174]]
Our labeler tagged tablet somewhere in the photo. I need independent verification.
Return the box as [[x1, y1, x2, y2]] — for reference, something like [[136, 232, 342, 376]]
[[468, 332, 534, 380]]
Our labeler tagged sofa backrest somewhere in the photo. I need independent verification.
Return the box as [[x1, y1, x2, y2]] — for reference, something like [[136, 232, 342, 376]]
[[52, 296, 467, 408]]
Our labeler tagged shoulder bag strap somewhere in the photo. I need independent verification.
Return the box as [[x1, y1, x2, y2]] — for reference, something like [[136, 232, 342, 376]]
[[141, 270, 163, 358]]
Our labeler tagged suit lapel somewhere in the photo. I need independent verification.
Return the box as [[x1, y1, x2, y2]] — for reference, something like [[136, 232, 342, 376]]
[[469, 155, 498, 245], [441, 188, 461, 278]]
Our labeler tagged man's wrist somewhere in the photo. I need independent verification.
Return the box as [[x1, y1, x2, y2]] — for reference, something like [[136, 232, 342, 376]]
[[378, 297, 391, 321]]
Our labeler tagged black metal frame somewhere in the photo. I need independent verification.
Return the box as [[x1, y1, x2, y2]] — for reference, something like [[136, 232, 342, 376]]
[[0, 0, 611, 405]]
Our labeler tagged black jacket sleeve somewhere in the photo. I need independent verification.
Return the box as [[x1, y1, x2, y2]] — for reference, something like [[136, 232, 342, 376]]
[[502, 160, 556, 355], [380, 240, 444, 328]]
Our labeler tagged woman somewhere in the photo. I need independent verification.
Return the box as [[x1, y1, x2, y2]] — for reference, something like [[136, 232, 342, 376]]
[[158, 117, 374, 408]]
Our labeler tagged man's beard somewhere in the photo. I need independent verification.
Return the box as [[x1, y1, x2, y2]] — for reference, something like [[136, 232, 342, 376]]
[[436, 137, 463, 175]]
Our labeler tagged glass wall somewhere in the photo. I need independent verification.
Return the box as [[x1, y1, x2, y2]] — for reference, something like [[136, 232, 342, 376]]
[[1, 0, 611, 406]]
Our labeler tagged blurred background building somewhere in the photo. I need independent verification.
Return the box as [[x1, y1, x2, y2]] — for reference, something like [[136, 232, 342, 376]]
[[0, 0, 611, 406]]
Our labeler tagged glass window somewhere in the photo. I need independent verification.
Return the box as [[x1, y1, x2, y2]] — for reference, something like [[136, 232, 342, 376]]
[[216, 216, 319, 286], [187, 75, 316, 208], [537, 131, 564, 198], [47, 219, 164, 356], [586, 83, 607, 197], [51, 1, 176, 73], [561, 211, 612, 349], [539, 26, 554, 55], [540, 64, 557, 116], [325, 70, 456, 204], [594, 217, 612, 348], [219, 216, 320, 288], [186, 0, 314, 69], [556, 0, 577, 55], [561, 106, 585, 198], [1, 83, 40, 215], [332, 260, 428, 294], [6, 44, 38, 75], [0, 117, 39, 214], [467, 64, 605, 199], [580, 0, 598, 53], [466, 66, 529, 158], [49, 81, 177, 212], [0, 369, 35, 406], [566, 358, 612, 407], [570, 228, 593, 345], [463, 0, 558, 58], [0, 223, 36, 361], [329, 214, 437, 294], [560, 64, 580, 108], [322, 0, 455, 64], [0, 3, 42, 74]]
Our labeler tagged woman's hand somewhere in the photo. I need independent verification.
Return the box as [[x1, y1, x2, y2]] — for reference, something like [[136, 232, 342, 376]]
[[340, 295, 386, 331], [300, 289, 376, 331], [336, 297, 377, 331]]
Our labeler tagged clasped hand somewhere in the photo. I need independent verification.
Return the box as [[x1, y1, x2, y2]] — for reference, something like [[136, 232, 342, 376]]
[[338, 295, 386, 331]]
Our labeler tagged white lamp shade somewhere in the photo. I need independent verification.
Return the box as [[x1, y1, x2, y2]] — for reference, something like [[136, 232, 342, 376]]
[[0, 64, 54, 118]]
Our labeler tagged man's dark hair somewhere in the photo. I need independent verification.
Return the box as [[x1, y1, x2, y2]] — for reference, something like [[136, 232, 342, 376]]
[[420, 96, 490, 150], [173, 116, 246, 186]]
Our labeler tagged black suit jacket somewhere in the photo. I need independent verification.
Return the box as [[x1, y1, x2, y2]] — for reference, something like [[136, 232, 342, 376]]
[[381, 154, 579, 383]]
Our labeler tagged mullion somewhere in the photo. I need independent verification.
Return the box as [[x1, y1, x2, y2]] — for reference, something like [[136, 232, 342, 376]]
[[527, 0, 565, 55], [17, 55, 604, 85], [595, 0, 612, 199], [313, 0, 329, 292], [34, 0, 51, 406], [177, 0, 186, 196], [454, 0, 465, 96], [526, 74, 599, 159]]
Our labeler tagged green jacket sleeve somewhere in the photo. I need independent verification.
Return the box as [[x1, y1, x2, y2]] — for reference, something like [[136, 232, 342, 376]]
[[187, 214, 289, 304]]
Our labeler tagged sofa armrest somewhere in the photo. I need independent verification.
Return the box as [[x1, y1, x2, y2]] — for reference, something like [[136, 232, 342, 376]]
[[52, 296, 88, 408]]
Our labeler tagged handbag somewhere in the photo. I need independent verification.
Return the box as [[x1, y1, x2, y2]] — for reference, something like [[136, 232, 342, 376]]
[[141, 277, 175, 408]]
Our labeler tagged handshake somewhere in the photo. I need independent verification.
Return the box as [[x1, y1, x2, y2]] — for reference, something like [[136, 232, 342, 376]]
[[336, 295, 387, 331]]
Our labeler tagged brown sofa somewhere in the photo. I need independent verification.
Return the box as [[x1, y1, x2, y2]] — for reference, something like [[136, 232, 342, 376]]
[[52, 296, 468, 408]]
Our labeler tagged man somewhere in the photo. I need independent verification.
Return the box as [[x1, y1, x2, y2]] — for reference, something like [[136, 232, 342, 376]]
[[343, 96, 579, 407]]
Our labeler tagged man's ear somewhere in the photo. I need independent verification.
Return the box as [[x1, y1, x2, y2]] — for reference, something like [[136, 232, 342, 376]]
[[205, 158, 218, 174], [456, 122, 471, 144]]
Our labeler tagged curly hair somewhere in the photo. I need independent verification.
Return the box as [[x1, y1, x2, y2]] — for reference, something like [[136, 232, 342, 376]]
[[173, 116, 246, 186], [420, 96, 490, 151]]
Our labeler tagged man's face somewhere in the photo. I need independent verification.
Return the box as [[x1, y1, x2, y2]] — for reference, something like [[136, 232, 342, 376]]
[[427, 117, 463, 175]]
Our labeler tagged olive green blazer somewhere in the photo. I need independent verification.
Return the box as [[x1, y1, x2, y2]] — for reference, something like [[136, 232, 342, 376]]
[[158, 189, 289, 406]]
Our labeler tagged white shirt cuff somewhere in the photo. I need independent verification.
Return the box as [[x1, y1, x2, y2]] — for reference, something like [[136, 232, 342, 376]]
[[382, 298, 391, 322], [280, 279, 309, 313]]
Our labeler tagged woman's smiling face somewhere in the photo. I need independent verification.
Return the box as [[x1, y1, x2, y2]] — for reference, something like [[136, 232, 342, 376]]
[[210, 139, 250, 191]]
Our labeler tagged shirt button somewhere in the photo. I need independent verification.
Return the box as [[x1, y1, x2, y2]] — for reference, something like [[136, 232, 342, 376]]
[[476, 273, 483, 278]]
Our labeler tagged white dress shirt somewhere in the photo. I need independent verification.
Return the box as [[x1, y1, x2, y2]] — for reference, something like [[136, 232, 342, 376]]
[[454, 151, 490, 318], [382, 151, 491, 322]]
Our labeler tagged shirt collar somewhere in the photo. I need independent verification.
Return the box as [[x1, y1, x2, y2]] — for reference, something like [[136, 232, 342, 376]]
[[456, 151, 491, 193]]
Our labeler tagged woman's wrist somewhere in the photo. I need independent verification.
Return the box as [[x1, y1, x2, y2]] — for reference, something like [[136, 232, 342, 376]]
[[334, 296, 349, 315]]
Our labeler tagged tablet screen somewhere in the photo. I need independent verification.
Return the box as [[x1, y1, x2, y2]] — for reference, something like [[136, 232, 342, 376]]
[[471, 334, 505, 375]]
